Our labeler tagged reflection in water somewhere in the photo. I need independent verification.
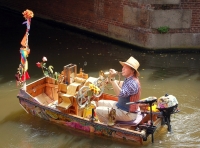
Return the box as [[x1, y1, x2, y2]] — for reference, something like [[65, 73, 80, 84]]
[[0, 8, 200, 148]]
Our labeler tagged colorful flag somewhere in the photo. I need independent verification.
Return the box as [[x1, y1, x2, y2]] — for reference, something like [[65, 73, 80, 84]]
[[16, 9, 34, 86]]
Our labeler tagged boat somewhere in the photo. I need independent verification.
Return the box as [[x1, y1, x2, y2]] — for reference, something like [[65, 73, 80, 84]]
[[17, 63, 179, 144], [16, 9, 179, 145]]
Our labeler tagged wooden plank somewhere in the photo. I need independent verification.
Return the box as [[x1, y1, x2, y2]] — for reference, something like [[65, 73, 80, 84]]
[[46, 83, 58, 88], [30, 87, 45, 97], [100, 93, 118, 101], [45, 77, 57, 84], [27, 84, 46, 93], [26, 78, 46, 91], [46, 85, 58, 101]]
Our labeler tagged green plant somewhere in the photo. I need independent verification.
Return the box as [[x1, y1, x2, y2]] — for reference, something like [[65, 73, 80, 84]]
[[157, 26, 169, 34]]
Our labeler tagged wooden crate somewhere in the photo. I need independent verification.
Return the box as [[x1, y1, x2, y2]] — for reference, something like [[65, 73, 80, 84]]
[[63, 64, 77, 85]]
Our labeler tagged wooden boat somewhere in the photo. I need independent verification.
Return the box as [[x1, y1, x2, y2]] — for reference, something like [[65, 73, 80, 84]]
[[17, 63, 179, 145], [16, 9, 179, 145]]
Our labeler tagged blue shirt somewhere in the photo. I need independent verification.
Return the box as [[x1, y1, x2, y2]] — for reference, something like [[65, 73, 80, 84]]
[[118, 76, 139, 98], [116, 76, 139, 112]]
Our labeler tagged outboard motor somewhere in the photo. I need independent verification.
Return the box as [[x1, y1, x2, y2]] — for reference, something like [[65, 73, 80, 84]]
[[157, 94, 179, 132]]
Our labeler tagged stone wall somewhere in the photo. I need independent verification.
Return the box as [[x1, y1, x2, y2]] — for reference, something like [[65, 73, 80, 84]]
[[0, 0, 200, 50]]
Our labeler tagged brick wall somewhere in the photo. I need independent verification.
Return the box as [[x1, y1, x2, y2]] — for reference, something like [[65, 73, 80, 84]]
[[0, 0, 200, 49]]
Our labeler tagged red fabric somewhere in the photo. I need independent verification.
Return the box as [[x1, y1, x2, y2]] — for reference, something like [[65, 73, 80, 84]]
[[129, 78, 141, 112], [21, 71, 30, 81]]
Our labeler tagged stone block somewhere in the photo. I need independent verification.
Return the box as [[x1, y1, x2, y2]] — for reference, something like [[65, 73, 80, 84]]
[[171, 33, 194, 48], [129, 29, 148, 47], [193, 34, 200, 46], [145, 33, 200, 49], [149, 0, 181, 4], [123, 5, 149, 28], [146, 33, 171, 49], [129, 0, 180, 4], [150, 10, 192, 29]]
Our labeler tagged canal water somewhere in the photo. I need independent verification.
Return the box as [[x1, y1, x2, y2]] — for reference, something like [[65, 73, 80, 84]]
[[0, 8, 200, 148]]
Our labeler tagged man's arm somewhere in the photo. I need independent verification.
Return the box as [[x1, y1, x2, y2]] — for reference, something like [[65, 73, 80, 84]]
[[108, 69, 123, 96], [110, 80, 123, 96]]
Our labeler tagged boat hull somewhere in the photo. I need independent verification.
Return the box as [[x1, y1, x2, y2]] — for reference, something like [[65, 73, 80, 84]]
[[17, 94, 161, 144], [17, 76, 163, 145]]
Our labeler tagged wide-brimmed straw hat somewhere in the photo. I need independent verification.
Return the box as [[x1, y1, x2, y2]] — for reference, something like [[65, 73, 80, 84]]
[[119, 56, 140, 77]]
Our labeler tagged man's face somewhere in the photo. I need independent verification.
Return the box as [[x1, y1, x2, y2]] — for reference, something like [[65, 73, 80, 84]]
[[121, 64, 134, 78]]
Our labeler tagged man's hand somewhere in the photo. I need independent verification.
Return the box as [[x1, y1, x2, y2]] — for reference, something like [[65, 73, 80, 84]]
[[109, 69, 117, 77]]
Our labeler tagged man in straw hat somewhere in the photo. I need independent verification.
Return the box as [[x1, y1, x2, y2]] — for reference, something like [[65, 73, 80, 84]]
[[96, 56, 141, 123]]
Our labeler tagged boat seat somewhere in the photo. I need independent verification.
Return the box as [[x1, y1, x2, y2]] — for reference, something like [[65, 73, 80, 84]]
[[57, 82, 82, 110], [34, 93, 53, 106], [74, 77, 86, 85], [115, 113, 145, 126], [58, 83, 68, 94], [57, 93, 73, 109], [48, 100, 58, 108], [67, 82, 81, 96]]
